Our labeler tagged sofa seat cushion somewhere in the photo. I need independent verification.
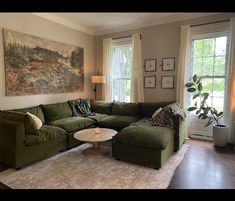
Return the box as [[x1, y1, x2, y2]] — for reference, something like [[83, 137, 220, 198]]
[[87, 113, 108, 123], [135, 117, 150, 124], [113, 123, 174, 150], [25, 125, 67, 146], [49, 117, 94, 133], [98, 115, 139, 131]]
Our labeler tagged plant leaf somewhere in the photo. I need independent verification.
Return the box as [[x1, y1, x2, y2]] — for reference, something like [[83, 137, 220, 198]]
[[196, 77, 201, 84], [202, 92, 209, 100], [198, 83, 203, 91], [193, 93, 200, 99], [193, 74, 197, 82], [196, 109, 201, 114], [187, 107, 197, 111], [194, 101, 197, 107], [217, 111, 223, 117], [205, 119, 213, 127], [185, 82, 194, 87], [187, 87, 196, 92]]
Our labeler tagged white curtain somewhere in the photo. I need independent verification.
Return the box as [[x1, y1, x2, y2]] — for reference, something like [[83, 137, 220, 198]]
[[130, 33, 144, 102], [102, 38, 113, 102], [226, 17, 235, 144], [176, 25, 190, 108]]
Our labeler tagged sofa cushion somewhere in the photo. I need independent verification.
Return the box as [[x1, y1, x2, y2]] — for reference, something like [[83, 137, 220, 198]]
[[87, 113, 108, 123], [135, 117, 150, 124], [49, 117, 94, 133], [41, 102, 72, 123], [113, 123, 174, 150], [0, 110, 37, 135], [26, 112, 42, 130], [112, 101, 140, 116], [98, 115, 139, 131], [90, 99, 113, 115], [25, 125, 67, 146], [139, 101, 174, 118], [11, 105, 45, 124]]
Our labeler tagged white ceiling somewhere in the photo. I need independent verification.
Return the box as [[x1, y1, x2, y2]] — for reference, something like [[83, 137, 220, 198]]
[[33, 13, 217, 36]]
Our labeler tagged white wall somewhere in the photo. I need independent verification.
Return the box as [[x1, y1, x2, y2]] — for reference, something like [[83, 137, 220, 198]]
[[0, 13, 95, 110]]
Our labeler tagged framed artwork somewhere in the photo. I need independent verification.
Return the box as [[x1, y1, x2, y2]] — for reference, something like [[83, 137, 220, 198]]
[[3, 28, 84, 96], [161, 76, 174, 89], [162, 57, 175, 71], [144, 75, 156, 88], [144, 59, 157, 72]]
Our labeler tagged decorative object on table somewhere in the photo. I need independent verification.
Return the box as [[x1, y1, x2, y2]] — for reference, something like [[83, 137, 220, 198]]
[[144, 59, 157, 72], [185, 74, 227, 147], [95, 127, 100, 134], [144, 75, 156, 88], [161, 76, 174, 89], [91, 71, 105, 100], [162, 57, 175, 71], [2, 28, 84, 96]]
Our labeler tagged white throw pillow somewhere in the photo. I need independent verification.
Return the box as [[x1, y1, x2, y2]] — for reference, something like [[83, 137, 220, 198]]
[[152, 107, 162, 118], [26, 112, 42, 130]]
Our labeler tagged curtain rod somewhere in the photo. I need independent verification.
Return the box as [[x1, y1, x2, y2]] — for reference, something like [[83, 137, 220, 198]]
[[179, 19, 230, 29], [190, 19, 230, 28], [112, 34, 142, 40]]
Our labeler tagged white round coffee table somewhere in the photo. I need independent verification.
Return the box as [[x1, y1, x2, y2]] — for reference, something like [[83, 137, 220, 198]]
[[73, 128, 117, 154]]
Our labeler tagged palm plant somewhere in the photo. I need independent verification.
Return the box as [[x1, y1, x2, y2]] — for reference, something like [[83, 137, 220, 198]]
[[185, 74, 224, 127]]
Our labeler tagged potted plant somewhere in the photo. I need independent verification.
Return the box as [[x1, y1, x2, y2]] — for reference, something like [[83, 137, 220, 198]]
[[185, 74, 228, 147]]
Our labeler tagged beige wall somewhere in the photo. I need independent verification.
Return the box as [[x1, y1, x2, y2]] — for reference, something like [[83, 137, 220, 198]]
[[0, 13, 95, 110], [95, 13, 235, 102]]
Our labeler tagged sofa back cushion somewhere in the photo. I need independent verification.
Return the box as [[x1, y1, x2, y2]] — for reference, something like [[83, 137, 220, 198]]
[[41, 102, 72, 123], [12, 106, 45, 124], [139, 101, 175, 118], [90, 99, 113, 115], [0, 110, 37, 135], [112, 101, 140, 116]]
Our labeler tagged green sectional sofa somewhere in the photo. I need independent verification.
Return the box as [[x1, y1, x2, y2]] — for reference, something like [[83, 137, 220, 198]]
[[0, 99, 187, 169]]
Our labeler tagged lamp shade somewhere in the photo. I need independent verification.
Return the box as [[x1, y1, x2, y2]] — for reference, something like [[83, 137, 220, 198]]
[[91, 76, 106, 84]]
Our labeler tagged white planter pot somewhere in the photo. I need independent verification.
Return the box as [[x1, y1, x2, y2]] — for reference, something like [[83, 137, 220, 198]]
[[213, 125, 228, 147]]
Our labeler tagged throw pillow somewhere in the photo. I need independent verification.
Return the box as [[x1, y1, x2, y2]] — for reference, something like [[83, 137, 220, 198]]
[[151, 107, 162, 118], [146, 106, 174, 129], [26, 112, 42, 130]]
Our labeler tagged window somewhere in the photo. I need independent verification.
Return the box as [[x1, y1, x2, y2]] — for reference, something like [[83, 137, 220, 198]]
[[188, 22, 230, 140], [111, 38, 132, 102]]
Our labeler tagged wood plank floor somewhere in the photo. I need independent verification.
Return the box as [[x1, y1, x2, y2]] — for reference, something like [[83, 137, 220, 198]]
[[168, 139, 235, 189], [0, 139, 234, 189]]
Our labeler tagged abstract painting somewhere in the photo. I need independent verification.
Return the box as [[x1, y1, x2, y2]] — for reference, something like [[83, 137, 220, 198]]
[[3, 29, 84, 96]]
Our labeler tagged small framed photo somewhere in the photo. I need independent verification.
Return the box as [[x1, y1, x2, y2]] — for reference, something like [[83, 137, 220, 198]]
[[144, 59, 157, 72], [161, 76, 174, 89], [144, 76, 156, 88], [162, 57, 175, 71]]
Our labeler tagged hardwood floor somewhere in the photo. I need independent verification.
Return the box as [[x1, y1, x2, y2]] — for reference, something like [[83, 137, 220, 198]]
[[168, 139, 235, 189], [0, 139, 234, 189]]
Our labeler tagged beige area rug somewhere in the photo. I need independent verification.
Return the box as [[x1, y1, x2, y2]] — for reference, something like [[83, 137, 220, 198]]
[[0, 143, 189, 189]]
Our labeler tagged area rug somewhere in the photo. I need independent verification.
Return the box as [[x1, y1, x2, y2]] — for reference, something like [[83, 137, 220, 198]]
[[0, 143, 189, 189]]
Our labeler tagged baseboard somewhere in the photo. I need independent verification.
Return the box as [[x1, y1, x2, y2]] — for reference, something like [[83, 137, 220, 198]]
[[190, 134, 213, 142]]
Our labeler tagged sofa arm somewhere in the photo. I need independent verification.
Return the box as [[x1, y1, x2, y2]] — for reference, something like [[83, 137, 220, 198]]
[[0, 119, 26, 150], [173, 109, 188, 151]]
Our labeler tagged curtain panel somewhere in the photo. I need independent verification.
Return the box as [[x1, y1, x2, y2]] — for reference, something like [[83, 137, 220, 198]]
[[130, 33, 144, 103]]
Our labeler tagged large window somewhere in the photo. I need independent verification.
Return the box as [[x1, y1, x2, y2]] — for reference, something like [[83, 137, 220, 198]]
[[111, 39, 132, 102], [188, 26, 230, 140], [191, 34, 229, 111]]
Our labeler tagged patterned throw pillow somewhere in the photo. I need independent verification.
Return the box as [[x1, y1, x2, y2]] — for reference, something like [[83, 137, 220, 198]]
[[148, 106, 174, 129]]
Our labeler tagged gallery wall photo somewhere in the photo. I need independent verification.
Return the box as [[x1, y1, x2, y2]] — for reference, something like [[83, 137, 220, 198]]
[[2, 28, 84, 96]]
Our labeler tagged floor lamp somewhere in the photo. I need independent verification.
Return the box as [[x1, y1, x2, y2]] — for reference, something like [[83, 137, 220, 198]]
[[91, 75, 105, 100]]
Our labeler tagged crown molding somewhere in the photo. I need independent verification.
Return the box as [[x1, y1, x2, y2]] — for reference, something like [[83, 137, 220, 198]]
[[94, 13, 217, 36], [32, 13, 95, 36]]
